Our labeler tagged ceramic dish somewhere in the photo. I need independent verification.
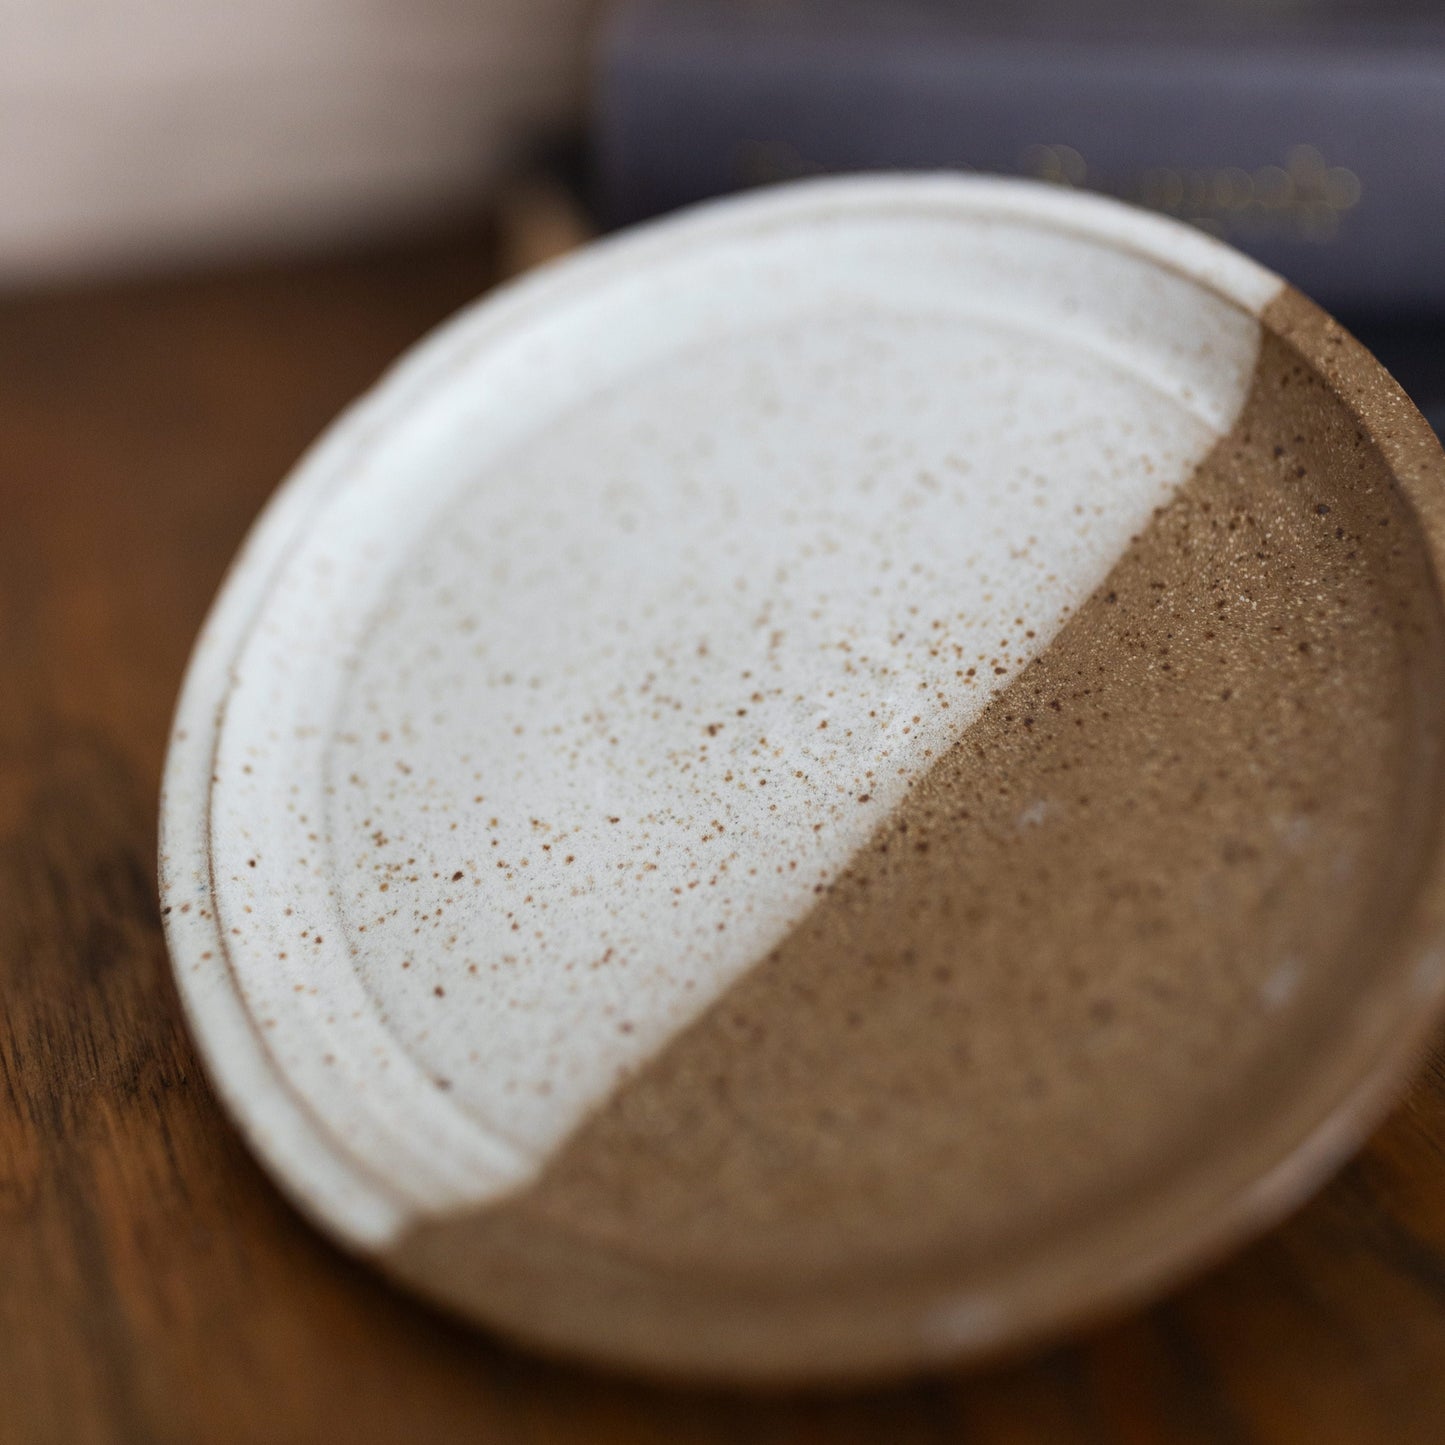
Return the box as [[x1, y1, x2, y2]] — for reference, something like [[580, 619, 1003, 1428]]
[[161, 175, 1445, 1384]]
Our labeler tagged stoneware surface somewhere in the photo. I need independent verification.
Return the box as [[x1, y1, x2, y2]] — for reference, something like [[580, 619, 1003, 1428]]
[[159, 175, 1445, 1384]]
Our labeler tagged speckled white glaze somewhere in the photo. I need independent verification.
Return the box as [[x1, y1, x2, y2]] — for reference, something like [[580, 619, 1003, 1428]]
[[161, 175, 1284, 1248]]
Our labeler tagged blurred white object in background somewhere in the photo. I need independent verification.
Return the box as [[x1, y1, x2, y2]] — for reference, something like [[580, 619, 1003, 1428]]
[[0, 0, 600, 284]]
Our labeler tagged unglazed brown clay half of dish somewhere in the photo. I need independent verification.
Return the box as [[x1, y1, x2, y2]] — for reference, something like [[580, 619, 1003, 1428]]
[[160, 176, 1445, 1385]]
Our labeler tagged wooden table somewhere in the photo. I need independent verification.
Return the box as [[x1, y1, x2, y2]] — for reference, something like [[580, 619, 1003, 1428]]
[[5, 232, 1445, 1445]]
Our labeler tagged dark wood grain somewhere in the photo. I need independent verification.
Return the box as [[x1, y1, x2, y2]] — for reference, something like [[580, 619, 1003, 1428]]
[[4, 233, 1445, 1445]]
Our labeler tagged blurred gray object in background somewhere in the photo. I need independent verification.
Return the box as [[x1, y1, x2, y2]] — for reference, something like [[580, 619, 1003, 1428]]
[[0, 0, 601, 284], [595, 0, 1445, 317]]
